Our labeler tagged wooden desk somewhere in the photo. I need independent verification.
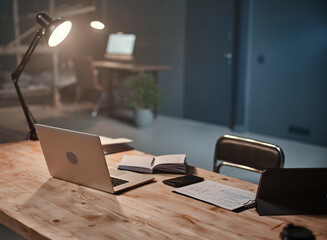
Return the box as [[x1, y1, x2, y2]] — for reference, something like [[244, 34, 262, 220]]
[[93, 61, 171, 117], [0, 141, 326, 240], [93, 61, 171, 72]]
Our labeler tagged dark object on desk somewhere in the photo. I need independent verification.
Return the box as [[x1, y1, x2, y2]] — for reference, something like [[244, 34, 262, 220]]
[[214, 135, 285, 174], [163, 174, 204, 187], [256, 168, 327, 216], [73, 55, 108, 117], [280, 224, 315, 240], [102, 143, 134, 155]]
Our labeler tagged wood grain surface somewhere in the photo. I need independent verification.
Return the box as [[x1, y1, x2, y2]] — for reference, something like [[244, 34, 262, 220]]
[[0, 141, 326, 240]]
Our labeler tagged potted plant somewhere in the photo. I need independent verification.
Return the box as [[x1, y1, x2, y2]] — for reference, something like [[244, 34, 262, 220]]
[[126, 72, 162, 127]]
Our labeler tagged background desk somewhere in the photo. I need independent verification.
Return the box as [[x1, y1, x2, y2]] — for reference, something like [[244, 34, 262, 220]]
[[93, 61, 171, 72], [0, 141, 326, 240], [93, 61, 171, 117]]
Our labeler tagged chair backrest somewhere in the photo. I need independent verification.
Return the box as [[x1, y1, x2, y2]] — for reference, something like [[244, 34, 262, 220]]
[[73, 55, 101, 90], [214, 135, 284, 173]]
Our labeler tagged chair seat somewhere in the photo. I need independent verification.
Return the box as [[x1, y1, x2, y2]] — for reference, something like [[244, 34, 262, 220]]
[[73, 55, 108, 117]]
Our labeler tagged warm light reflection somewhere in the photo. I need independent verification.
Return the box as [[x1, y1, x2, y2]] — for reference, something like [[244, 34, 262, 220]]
[[90, 21, 105, 30], [48, 21, 72, 47]]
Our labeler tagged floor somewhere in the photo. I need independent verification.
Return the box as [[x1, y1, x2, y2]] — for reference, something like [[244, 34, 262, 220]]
[[0, 103, 326, 239]]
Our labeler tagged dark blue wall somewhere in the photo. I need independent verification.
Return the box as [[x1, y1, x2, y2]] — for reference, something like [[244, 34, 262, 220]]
[[246, 0, 327, 145], [1, 0, 326, 146], [99, 0, 186, 117]]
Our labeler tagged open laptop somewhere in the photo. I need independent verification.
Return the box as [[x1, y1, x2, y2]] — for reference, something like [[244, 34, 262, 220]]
[[104, 33, 136, 61], [255, 168, 327, 215], [35, 124, 154, 193]]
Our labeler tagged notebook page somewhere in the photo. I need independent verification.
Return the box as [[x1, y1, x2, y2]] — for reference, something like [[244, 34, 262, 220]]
[[119, 155, 153, 168], [154, 154, 186, 165]]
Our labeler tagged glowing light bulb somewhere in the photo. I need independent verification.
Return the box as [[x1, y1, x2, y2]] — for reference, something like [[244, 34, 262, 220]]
[[90, 21, 105, 30]]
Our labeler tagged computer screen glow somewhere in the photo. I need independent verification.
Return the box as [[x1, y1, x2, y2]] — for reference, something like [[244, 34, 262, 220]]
[[106, 33, 136, 55]]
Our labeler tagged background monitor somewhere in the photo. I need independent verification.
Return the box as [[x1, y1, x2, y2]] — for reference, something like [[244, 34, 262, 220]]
[[105, 33, 136, 61]]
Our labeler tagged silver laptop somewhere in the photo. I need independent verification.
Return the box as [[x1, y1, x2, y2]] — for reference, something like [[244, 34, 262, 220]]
[[35, 124, 154, 193]]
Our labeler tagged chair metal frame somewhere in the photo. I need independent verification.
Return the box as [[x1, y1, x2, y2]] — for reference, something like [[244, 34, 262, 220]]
[[214, 135, 285, 174]]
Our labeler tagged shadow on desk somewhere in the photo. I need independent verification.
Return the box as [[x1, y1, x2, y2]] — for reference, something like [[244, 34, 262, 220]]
[[15, 177, 159, 239], [23, 177, 122, 224]]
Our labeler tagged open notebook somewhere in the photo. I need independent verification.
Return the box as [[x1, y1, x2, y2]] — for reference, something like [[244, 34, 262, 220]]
[[118, 154, 186, 174]]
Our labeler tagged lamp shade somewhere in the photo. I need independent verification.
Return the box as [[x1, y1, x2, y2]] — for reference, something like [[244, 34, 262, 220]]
[[36, 13, 72, 47]]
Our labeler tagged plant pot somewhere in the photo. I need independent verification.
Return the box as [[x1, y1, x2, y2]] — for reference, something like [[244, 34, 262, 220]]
[[134, 108, 154, 128]]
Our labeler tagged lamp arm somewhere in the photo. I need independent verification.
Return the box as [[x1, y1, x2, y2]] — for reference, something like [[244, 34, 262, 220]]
[[11, 29, 44, 141], [12, 29, 44, 80]]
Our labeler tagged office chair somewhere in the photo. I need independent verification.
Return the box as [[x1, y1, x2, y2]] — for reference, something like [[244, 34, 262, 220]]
[[214, 135, 284, 174], [73, 55, 108, 117]]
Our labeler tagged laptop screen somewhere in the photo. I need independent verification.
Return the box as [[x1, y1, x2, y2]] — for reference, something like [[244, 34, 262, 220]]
[[106, 33, 136, 56]]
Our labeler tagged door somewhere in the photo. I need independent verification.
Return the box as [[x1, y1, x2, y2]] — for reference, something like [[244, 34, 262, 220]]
[[247, 0, 327, 146], [184, 0, 237, 126]]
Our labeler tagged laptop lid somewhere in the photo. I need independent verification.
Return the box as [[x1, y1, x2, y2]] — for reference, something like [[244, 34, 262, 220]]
[[255, 168, 327, 215], [35, 124, 154, 193], [104, 33, 136, 61]]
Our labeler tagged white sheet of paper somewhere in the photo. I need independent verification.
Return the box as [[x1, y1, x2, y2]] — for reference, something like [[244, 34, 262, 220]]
[[173, 180, 256, 211], [99, 136, 133, 145]]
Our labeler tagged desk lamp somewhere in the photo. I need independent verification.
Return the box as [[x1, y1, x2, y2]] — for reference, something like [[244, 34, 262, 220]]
[[11, 13, 72, 140]]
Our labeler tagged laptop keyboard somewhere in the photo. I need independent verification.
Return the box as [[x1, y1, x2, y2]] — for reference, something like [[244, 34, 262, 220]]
[[111, 177, 129, 187]]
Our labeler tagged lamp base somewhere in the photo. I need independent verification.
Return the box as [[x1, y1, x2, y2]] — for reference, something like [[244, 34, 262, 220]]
[[27, 130, 38, 141]]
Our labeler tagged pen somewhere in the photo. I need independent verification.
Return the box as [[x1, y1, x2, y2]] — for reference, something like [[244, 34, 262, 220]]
[[150, 158, 155, 166]]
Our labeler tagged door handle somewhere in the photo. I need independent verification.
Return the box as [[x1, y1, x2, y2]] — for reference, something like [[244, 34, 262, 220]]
[[224, 53, 233, 66], [224, 53, 233, 59]]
